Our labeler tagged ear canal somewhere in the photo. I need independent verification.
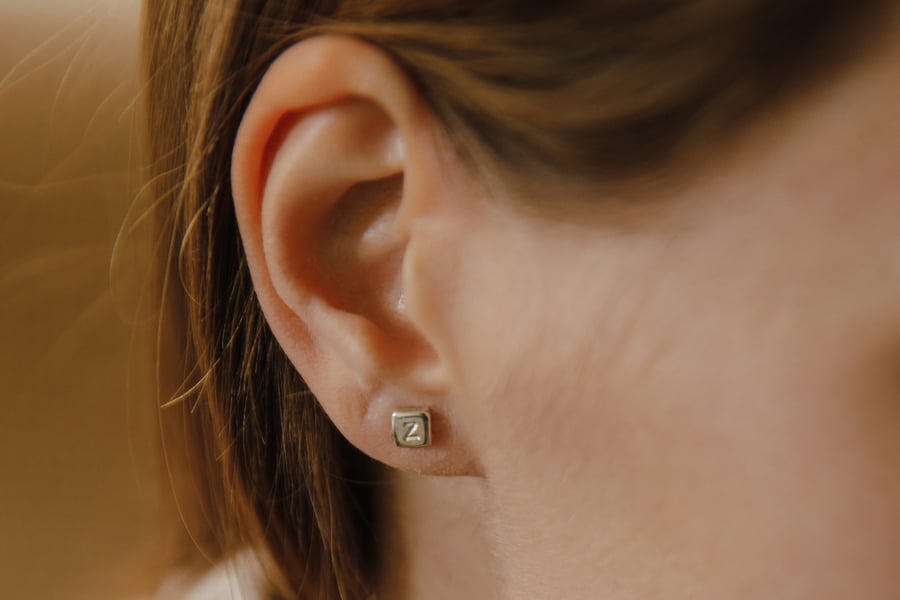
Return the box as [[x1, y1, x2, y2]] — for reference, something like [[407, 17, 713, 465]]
[[321, 173, 411, 337]]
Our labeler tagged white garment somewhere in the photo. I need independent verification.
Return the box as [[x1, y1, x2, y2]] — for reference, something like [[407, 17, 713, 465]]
[[147, 552, 264, 600]]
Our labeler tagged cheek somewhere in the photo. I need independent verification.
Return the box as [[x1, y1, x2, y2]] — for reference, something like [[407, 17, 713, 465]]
[[411, 196, 900, 591], [410, 208, 635, 462]]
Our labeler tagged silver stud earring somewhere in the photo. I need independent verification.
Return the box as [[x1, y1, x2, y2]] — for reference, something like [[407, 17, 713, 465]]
[[392, 409, 431, 448]]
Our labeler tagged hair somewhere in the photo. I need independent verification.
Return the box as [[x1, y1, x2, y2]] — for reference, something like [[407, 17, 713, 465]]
[[141, 1, 890, 598]]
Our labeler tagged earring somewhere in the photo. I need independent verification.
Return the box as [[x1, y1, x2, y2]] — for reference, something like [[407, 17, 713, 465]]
[[392, 409, 431, 448]]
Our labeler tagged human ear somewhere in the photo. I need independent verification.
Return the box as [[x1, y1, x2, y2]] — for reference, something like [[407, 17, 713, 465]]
[[231, 35, 479, 476]]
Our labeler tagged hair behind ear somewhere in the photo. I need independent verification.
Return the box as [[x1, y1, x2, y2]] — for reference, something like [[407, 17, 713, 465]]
[[144, 3, 385, 599]]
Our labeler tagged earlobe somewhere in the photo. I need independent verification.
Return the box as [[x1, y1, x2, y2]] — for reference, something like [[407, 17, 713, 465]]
[[231, 35, 480, 476]]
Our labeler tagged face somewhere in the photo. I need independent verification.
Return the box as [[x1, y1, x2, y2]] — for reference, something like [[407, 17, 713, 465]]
[[406, 28, 900, 598]]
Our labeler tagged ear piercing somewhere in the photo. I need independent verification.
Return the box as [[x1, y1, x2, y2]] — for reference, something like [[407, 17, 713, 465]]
[[392, 409, 431, 448]]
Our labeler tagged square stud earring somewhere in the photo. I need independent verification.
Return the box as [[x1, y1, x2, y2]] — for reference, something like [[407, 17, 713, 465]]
[[392, 409, 431, 448]]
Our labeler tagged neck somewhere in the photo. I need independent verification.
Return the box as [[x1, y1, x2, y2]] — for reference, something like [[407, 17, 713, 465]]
[[380, 470, 621, 600], [379, 472, 498, 599]]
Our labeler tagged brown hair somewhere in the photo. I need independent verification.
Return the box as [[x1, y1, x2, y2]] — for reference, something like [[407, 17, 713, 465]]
[[142, 1, 889, 597]]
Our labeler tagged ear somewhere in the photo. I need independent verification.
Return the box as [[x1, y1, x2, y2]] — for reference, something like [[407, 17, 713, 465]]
[[231, 35, 479, 476]]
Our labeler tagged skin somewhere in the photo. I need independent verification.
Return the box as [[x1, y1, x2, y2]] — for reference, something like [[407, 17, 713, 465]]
[[231, 20, 900, 600]]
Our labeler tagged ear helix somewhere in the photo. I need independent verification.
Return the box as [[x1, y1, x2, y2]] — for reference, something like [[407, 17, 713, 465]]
[[392, 409, 432, 448]]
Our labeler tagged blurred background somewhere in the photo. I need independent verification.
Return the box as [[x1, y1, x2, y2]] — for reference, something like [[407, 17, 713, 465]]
[[0, 1, 164, 597]]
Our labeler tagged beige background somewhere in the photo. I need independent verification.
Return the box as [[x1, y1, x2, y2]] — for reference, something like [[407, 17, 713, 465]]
[[1, 1, 163, 597]]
